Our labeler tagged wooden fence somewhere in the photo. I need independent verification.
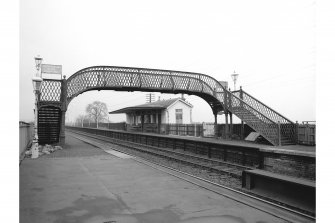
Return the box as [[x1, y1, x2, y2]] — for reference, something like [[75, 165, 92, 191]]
[[297, 122, 316, 146]]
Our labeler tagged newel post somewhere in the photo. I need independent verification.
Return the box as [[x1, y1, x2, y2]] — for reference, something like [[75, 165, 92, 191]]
[[277, 121, 281, 146]]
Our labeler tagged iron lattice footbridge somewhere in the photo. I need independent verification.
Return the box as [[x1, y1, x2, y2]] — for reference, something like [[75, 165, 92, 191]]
[[38, 66, 296, 146]]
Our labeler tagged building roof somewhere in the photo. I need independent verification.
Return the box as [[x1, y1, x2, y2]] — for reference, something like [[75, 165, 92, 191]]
[[109, 98, 192, 114]]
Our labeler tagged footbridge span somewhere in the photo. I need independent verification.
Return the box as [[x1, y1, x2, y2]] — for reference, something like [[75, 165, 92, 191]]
[[38, 66, 296, 146]]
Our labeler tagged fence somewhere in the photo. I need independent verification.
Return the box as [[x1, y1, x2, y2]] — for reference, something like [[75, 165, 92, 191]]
[[297, 122, 316, 146], [161, 123, 203, 137], [79, 122, 126, 131], [71, 121, 316, 145], [19, 122, 34, 160]]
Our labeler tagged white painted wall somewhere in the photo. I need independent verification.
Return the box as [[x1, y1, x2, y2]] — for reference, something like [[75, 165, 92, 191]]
[[166, 101, 192, 124], [126, 114, 132, 123]]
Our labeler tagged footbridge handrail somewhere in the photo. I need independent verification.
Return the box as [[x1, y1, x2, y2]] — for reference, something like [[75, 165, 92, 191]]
[[232, 89, 294, 124]]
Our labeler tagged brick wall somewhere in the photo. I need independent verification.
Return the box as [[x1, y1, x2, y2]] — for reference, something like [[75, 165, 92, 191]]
[[262, 152, 315, 180]]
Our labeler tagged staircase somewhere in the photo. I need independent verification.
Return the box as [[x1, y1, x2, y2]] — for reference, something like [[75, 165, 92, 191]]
[[226, 89, 296, 146], [38, 106, 61, 145]]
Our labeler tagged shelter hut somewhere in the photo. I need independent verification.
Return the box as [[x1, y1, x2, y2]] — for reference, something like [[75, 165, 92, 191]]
[[109, 98, 193, 133]]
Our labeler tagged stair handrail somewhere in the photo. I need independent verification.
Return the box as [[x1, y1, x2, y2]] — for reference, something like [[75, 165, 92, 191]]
[[216, 90, 279, 145], [232, 89, 294, 124]]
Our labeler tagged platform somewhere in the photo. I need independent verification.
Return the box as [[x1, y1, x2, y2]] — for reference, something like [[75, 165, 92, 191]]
[[20, 134, 306, 223], [88, 128, 316, 155]]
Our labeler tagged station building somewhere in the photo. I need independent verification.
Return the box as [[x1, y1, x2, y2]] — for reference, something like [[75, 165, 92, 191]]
[[109, 97, 193, 133]]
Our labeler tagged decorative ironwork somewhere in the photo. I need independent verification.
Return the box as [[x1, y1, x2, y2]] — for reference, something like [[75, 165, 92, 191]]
[[40, 79, 62, 102], [232, 89, 296, 145], [66, 66, 219, 110], [39, 65, 296, 146]]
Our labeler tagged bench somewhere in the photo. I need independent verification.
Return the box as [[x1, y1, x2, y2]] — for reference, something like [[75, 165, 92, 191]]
[[242, 169, 315, 213]]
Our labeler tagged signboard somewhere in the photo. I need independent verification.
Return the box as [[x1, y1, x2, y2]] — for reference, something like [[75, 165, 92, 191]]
[[41, 64, 62, 80], [41, 64, 62, 74]]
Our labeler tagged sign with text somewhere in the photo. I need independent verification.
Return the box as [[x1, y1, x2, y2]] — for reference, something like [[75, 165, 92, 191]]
[[41, 64, 62, 79]]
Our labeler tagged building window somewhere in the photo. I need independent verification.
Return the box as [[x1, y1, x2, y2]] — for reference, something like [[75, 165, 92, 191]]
[[175, 109, 183, 124]]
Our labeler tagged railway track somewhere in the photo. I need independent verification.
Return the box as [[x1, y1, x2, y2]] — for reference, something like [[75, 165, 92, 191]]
[[66, 129, 315, 222], [67, 129, 248, 178]]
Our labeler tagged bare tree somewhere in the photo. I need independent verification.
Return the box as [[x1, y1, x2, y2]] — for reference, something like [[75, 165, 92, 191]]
[[75, 115, 86, 127], [86, 101, 108, 128]]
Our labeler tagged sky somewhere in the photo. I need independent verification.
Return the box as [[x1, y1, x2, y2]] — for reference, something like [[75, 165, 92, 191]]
[[19, 0, 316, 124]]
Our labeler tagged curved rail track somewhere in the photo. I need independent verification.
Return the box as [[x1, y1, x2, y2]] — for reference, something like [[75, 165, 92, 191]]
[[66, 129, 315, 222]]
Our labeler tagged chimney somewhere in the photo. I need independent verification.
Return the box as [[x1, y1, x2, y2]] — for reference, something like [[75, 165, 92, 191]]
[[181, 94, 185, 100]]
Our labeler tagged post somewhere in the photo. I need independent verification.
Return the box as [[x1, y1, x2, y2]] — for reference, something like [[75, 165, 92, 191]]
[[157, 113, 161, 134], [277, 121, 281, 146], [295, 121, 299, 144], [214, 112, 218, 139], [224, 87, 229, 139], [228, 88, 233, 137], [31, 55, 43, 158], [59, 76, 67, 145], [240, 86, 244, 139], [59, 110, 66, 145], [31, 93, 39, 158], [141, 114, 144, 132], [229, 112, 233, 137], [225, 112, 229, 139]]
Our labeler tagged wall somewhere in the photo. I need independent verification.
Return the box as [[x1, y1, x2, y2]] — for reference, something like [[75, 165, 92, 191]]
[[261, 150, 315, 180], [19, 122, 33, 161], [166, 101, 192, 124], [67, 126, 316, 180]]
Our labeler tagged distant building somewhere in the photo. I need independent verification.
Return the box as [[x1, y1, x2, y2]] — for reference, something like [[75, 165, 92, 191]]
[[109, 97, 193, 133]]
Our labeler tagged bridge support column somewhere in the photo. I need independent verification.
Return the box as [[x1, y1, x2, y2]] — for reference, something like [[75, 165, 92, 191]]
[[214, 112, 218, 139], [225, 112, 229, 139], [59, 76, 67, 146], [241, 121, 244, 139], [229, 112, 233, 137], [59, 110, 66, 145]]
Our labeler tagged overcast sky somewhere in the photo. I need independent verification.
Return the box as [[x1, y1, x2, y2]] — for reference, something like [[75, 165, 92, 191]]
[[19, 0, 316, 124]]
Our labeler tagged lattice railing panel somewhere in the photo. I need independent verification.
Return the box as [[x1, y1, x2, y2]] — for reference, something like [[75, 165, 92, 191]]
[[188, 78, 203, 92], [160, 76, 173, 89], [228, 93, 279, 144], [232, 89, 296, 144], [232, 90, 293, 124], [40, 79, 62, 102], [66, 66, 219, 100]]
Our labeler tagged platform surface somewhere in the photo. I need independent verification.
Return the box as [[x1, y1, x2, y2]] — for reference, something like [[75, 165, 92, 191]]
[[74, 127, 316, 155], [20, 134, 289, 223]]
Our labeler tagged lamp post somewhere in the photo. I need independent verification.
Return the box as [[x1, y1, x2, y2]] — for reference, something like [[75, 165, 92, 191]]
[[31, 55, 43, 159], [231, 70, 239, 91]]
